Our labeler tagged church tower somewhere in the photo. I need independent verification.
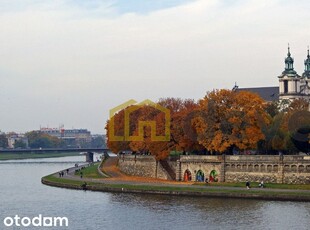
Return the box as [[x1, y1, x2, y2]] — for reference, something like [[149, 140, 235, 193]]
[[278, 46, 302, 101], [303, 48, 310, 78], [301, 48, 310, 97]]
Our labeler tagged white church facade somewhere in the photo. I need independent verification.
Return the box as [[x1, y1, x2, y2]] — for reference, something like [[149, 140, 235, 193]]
[[278, 47, 310, 101], [237, 47, 310, 103]]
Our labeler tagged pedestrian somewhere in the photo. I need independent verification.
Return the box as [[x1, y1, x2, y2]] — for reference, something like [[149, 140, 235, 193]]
[[66, 169, 69, 175], [259, 181, 264, 188], [246, 181, 250, 189], [81, 182, 87, 191]]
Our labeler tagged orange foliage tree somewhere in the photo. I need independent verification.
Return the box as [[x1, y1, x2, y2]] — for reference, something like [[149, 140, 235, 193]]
[[105, 109, 130, 154], [158, 98, 204, 154], [193, 89, 269, 154], [106, 102, 171, 160], [106, 98, 204, 160]]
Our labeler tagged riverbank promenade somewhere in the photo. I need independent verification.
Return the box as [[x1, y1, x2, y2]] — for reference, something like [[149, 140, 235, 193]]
[[42, 156, 310, 202]]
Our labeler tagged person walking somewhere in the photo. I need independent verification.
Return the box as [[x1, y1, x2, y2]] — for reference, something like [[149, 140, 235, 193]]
[[246, 181, 250, 189]]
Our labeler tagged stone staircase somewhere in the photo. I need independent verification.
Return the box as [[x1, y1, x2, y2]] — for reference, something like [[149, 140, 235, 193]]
[[159, 160, 176, 180], [175, 160, 181, 181]]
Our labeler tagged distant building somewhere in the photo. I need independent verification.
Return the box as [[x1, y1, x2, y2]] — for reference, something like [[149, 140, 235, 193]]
[[7, 133, 28, 149], [236, 46, 310, 103], [278, 46, 310, 101], [40, 127, 92, 147]]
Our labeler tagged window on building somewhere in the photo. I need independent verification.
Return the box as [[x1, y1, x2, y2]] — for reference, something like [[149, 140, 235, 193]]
[[284, 80, 288, 93]]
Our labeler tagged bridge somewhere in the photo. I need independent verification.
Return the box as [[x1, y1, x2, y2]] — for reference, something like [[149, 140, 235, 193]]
[[0, 148, 110, 162]]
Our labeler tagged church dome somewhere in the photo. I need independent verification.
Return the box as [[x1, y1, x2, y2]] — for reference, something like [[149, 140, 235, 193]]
[[282, 45, 297, 75], [285, 54, 294, 64]]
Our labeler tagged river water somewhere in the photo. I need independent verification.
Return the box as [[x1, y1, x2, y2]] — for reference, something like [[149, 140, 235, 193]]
[[1, 155, 310, 230]]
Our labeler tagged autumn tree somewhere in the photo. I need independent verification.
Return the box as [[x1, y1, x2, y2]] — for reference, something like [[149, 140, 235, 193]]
[[106, 98, 204, 160], [26, 131, 64, 148], [128, 105, 164, 156], [158, 98, 204, 154], [105, 109, 130, 154], [106, 102, 170, 159], [193, 89, 269, 154]]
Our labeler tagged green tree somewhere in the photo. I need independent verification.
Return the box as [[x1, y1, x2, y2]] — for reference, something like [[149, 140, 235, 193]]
[[265, 101, 280, 118], [291, 126, 310, 153], [0, 134, 8, 148], [14, 140, 27, 148], [91, 136, 106, 148], [26, 131, 64, 148], [260, 99, 309, 154]]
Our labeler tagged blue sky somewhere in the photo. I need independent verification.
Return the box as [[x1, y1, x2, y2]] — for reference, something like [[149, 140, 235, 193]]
[[69, 0, 194, 14], [0, 0, 310, 134], [0, 0, 194, 15], [113, 0, 194, 14]]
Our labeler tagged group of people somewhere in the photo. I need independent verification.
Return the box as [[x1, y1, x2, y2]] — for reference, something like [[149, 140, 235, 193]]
[[58, 168, 70, 177], [74, 168, 84, 178], [57, 163, 88, 191]]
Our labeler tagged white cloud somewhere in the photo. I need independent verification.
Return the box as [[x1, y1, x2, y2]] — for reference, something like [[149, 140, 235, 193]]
[[0, 0, 309, 133]]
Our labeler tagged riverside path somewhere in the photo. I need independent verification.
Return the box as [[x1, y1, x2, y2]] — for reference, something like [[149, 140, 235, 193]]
[[52, 155, 310, 195]]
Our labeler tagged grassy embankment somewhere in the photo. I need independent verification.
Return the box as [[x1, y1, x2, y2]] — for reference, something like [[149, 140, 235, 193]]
[[42, 175, 310, 198], [0, 152, 81, 160], [42, 170, 310, 199], [74, 163, 105, 179]]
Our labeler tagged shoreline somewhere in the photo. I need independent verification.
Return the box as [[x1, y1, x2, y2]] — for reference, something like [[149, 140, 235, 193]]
[[41, 173, 310, 202], [0, 152, 81, 161]]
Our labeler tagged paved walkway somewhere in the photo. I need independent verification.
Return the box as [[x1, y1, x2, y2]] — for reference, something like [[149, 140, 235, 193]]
[[56, 156, 310, 194]]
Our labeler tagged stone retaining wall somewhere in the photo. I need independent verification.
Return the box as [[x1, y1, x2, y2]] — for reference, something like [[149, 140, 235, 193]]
[[118, 155, 169, 180], [118, 155, 310, 184]]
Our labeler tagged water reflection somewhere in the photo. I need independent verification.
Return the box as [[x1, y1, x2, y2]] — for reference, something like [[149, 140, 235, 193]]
[[108, 193, 310, 230], [0, 156, 310, 230]]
